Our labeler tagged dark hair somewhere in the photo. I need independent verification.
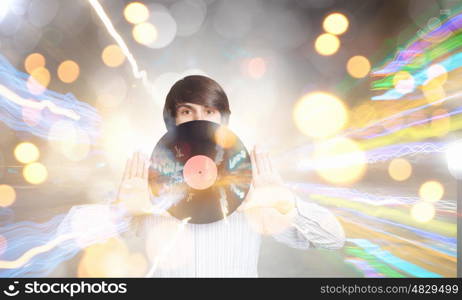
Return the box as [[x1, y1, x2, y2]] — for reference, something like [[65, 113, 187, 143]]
[[163, 75, 231, 131]]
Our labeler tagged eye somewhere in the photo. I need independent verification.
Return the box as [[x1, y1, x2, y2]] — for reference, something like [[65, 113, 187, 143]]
[[206, 108, 216, 115], [180, 109, 191, 115]]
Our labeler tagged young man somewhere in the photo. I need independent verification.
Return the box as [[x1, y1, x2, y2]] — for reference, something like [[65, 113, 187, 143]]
[[117, 75, 345, 277]]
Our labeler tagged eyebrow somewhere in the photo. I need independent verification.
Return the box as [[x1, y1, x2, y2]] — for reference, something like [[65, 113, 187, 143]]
[[175, 104, 195, 110], [175, 104, 217, 111]]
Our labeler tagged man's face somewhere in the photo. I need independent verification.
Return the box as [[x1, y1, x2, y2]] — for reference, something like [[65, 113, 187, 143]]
[[175, 102, 222, 125]]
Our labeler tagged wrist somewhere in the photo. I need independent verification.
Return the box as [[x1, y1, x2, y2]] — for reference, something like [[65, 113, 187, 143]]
[[110, 202, 132, 219], [276, 196, 295, 215]]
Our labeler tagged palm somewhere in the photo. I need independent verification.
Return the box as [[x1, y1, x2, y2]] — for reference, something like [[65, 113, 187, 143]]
[[239, 146, 295, 215], [116, 152, 154, 216]]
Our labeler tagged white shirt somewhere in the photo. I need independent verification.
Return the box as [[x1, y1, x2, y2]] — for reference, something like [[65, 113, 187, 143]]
[[126, 196, 346, 277]]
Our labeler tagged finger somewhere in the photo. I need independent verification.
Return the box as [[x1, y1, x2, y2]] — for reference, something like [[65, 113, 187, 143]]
[[129, 152, 139, 178], [136, 152, 145, 178], [122, 157, 132, 180], [238, 184, 254, 212], [262, 148, 272, 174], [263, 151, 273, 174], [250, 146, 259, 178], [241, 186, 274, 211], [255, 145, 268, 174], [265, 152, 281, 184], [242, 196, 268, 210], [143, 156, 150, 179]]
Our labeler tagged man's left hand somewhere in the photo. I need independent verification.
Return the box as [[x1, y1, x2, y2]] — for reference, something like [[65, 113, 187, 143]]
[[238, 145, 296, 216]]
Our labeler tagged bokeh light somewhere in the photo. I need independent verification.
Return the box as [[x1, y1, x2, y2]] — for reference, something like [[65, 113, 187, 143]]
[[126, 253, 148, 277], [123, 2, 149, 25], [214, 125, 237, 149], [24, 53, 45, 74], [95, 74, 127, 109], [61, 131, 91, 162], [421, 79, 445, 104], [70, 205, 119, 249], [23, 162, 48, 184], [170, 0, 206, 37], [27, 67, 50, 95], [419, 180, 444, 203], [411, 201, 435, 223], [57, 60, 80, 83], [101, 44, 126, 68], [97, 93, 120, 109], [446, 139, 462, 179], [143, 7, 177, 49], [212, 0, 253, 40], [48, 121, 91, 161], [426, 64, 447, 85], [15, 21, 43, 53], [247, 57, 266, 79], [14, 142, 40, 164], [78, 237, 134, 277], [132, 22, 158, 46], [0, 185, 16, 207], [315, 33, 340, 56], [346, 55, 370, 78], [313, 137, 366, 185], [293, 92, 348, 139], [151, 71, 182, 106], [323, 12, 349, 35], [393, 71, 415, 94], [388, 158, 412, 181], [27, 0, 59, 28], [351, 102, 377, 127]]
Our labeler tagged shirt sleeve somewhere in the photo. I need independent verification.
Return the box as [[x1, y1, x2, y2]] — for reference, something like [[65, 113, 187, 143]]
[[108, 203, 142, 239], [272, 194, 346, 250]]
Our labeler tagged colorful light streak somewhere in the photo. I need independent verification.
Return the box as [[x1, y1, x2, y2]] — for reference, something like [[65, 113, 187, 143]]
[[344, 245, 405, 277], [373, 53, 462, 100], [308, 194, 456, 237], [0, 205, 131, 276], [291, 182, 432, 207], [374, 10, 462, 76], [0, 55, 101, 143], [341, 214, 455, 277], [348, 238, 442, 277]]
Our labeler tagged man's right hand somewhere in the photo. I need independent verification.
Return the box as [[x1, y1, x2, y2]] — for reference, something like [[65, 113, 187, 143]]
[[116, 151, 154, 216]]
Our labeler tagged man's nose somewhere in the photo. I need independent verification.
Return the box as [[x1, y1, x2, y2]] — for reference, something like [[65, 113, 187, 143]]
[[193, 110, 204, 120]]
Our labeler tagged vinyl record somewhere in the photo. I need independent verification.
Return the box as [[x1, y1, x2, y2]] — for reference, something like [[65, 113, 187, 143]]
[[148, 120, 252, 224]]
